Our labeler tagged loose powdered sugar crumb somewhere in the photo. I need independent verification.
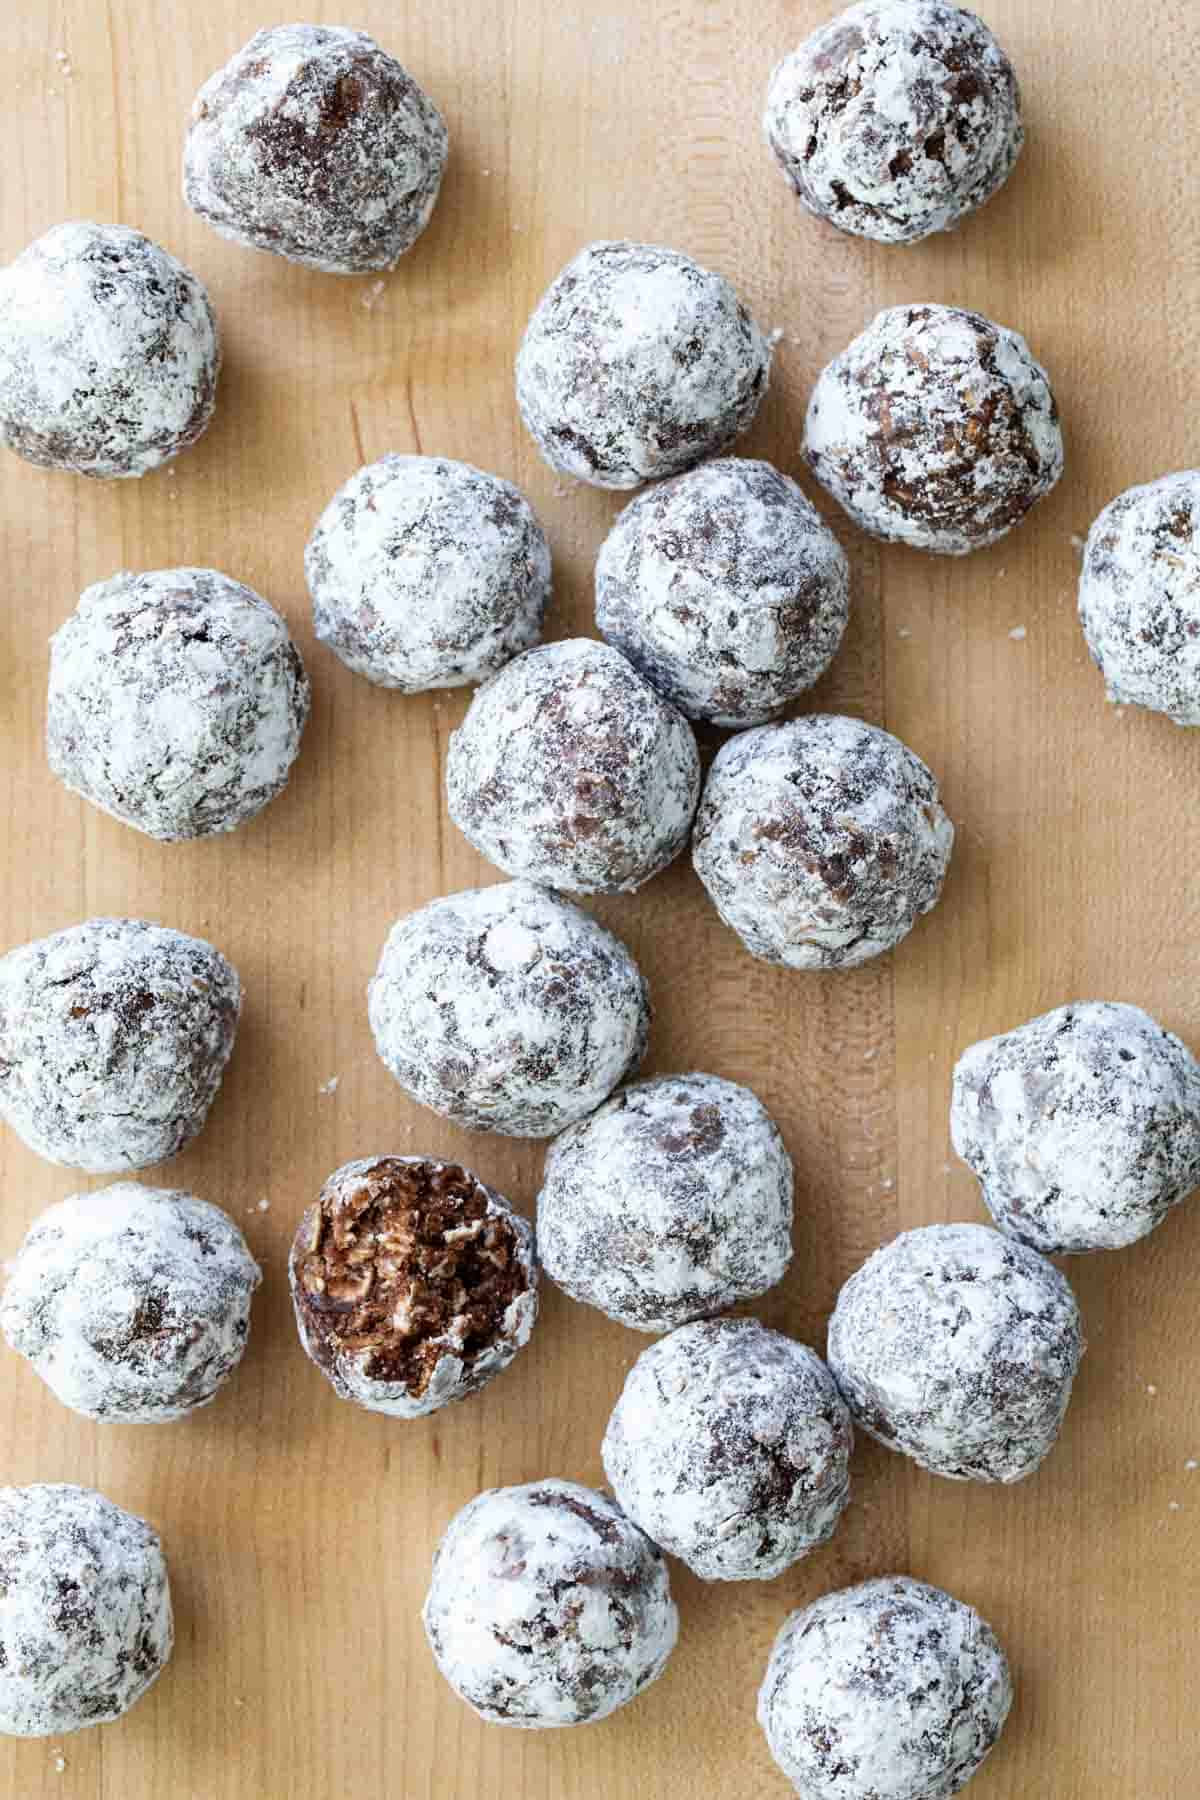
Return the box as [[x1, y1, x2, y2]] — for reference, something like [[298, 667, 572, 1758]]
[[1009, 625, 1027, 640], [318, 1076, 340, 1095]]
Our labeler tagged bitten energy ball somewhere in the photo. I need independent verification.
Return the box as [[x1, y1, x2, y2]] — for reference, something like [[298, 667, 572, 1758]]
[[0, 221, 218, 479], [516, 240, 771, 489], [764, 1, 1024, 246], [538, 1072, 793, 1332], [0, 919, 241, 1175], [595, 457, 850, 728], [423, 1479, 677, 1728], [1, 1183, 261, 1422], [290, 1156, 537, 1418], [828, 1222, 1084, 1483], [368, 882, 649, 1138], [804, 304, 1063, 554], [183, 24, 448, 273], [693, 715, 953, 970], [602, 1319, 852, 1582], [306, 455, 551, 691], [48, 567, 310, 842], [447, 639, 701, 895], [758, 1575, 1012, 1800], [952, 1001, 1200, 1254], [0, 1484, 172, 1737]]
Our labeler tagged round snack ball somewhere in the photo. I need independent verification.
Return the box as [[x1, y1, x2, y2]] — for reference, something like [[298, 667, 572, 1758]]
[[0, 1183, 261, 1422], [368, 882, 649, 1138], [804, 303, 1063, 554], [289, 1155, 537, 1418], [183, 24, 448, 274], [446, 639, 701, 895], [828, 1222, 1084, 1483], [537, 1072, 793, 1332], [758, 1574, 1012, 1800], [602, 1319, 852, 1582], [692, 714, 954, 971], [423, 1479, 677, 1728], [951, 1001, 1200, 1254], [0, 1483, 172, 1736], [595, 457, 850, 728], [764, 1, 1024, 247], [306, 455, 551, 691], [47, 567, 311, 842], [0, 221, 218, 480], [516, 240, 771, 489], [0, 919, 241, 1175]]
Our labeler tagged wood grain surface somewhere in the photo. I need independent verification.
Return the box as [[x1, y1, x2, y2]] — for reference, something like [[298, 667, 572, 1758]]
[[1, 1, 1198, 1795]]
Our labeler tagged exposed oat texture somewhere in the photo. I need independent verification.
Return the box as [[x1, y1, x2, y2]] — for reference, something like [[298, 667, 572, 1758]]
[[828, 1222, 1084, 1483], [0, 1484, 172, 1737], [0, 221, 219, 480], [183, 24, 448, 273], [538, 1072, 793, 1332], [0, 919, 241, 1175], [516, 240, 771, 489], [804, 303, 1063, 554], [602, 1319, 851, 1582], [423, 1479, 677, 1728], [758, 1574, 1012, 1799], [446, 639, 701, 895], [764, 1, 1024, 246], [306, 455, 551, 691], [692, 714, 953, 970], [47, 568, 310, 842], [289, 1156, 537, 1418]]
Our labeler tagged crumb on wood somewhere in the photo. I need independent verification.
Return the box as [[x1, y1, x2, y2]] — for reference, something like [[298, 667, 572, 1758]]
[[1070, 532, 1086, 554], [256, 1198, 270, 1214], [360, 279, 386, 311], [1147, 1384, 1158, 1396], [897, 625, 913, 640], [318, 1075, 340, 1096], [1008, 625, 1027, 641]]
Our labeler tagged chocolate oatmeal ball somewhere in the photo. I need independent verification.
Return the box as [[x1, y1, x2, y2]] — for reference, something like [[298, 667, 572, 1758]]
[[0, 221, 218, 480], [595, 457, 850, 728], [368, 882, 649, 1138], [290, 1156, 537, 1418], [0, 1484, 172, 1737], [47, 567, 310, 842], [0, 919, 241, 1175], [764, 1, 1024, 246], [537, 1072, 793, 1332], [602, 1319, 852, 1582], [446, 639, 701, 895], [516, 241, 771, 489], [804, 304, 1063, 554], [828, 1222, 1084, 1483], [952, 1001, 1200, 1254], [692, 715, 954, 970], [423, 1479, 677, 1728], [306, 455, 551, 691], [183, 24, 448, 273], [758, 1575, 1012, 1799]]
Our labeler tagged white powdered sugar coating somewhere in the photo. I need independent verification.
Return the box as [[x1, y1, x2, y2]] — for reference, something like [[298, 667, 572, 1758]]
[[1078, 471, 1200, 723], [423, 1479, 677, 1728], [828, 1222, 1084, 1483], [0, 1484, 172, 1737], [1, 1184, 261, 1422], [306, 455, 551, 691], [368, 882, 649, 1138], [951, 1001, 1200, 1254], [0, 221, 218, 480], [537, 1072, 793, 1332], [446, 639, 701, 895], [758, 1575, 1012, 1799], [595, 457, 850, 727], [0, 918, 241, 1175], [47, 568, 310, 842], [804, 304, 1063, 554], [516, 241, 771, 489], [692, 714, 954, 971], [764, 1, 1024, 246], [602, 1319, 852, 1582]]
